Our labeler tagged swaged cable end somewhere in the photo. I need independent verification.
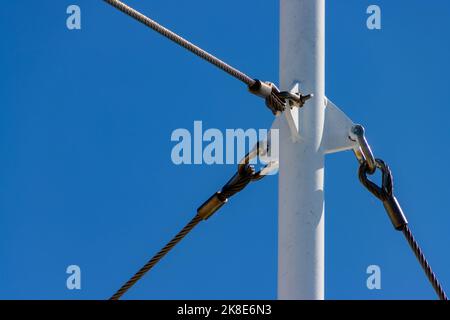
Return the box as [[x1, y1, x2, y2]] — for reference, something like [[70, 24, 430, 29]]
[[197, 193, 227, 220], [382, 196, 408, 230]]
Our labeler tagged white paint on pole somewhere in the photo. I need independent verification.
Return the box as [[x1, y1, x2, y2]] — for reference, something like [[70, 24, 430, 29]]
[[278, 0, 326, 300]]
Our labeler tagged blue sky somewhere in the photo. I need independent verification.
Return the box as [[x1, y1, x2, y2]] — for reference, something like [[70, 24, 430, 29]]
[[1, 0, 449, 300]]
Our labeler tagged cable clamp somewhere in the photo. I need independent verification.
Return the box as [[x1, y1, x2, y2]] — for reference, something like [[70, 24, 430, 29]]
[[248, 79, 312, 115]]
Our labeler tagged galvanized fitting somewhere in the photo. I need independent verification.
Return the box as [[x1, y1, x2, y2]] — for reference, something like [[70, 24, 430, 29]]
[[248, 80, 274, 98], [351, 124, 376, 174]]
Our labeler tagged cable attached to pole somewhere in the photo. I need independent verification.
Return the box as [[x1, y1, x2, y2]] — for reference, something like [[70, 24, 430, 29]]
[[103, 0, 254, 86], [353, 125, 448, 300], [110, 144, 277, 300], [110, 214, 202, 300], [402, 225, 448, 301], [102, 0, 312, 115]]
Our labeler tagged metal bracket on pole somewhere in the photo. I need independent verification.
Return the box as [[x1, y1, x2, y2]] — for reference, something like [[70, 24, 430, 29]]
[[321, 98, 359, 154], [283, 83, 302, 143], [273, 97, 358, 157]]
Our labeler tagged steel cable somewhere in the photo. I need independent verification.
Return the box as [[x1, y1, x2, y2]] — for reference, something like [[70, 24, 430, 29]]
[[110, 214, 202, 300], [402, 225, 448, 300], [359, 158, 448, 300], [110, 150, 273, 300], [102, 0, 296, 114], [103, 0, 255, 86]]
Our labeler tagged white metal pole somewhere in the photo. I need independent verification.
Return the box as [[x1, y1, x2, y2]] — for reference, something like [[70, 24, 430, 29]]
[[278, 0, 325, 300]]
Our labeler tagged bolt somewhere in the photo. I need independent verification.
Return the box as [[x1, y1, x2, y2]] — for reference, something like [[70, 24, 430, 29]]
[[352, 124, 365, 137]]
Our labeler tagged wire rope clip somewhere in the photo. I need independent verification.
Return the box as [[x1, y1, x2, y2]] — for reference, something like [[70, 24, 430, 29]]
[[248, 79, 311, 115], [278, 91, 313, 109]]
